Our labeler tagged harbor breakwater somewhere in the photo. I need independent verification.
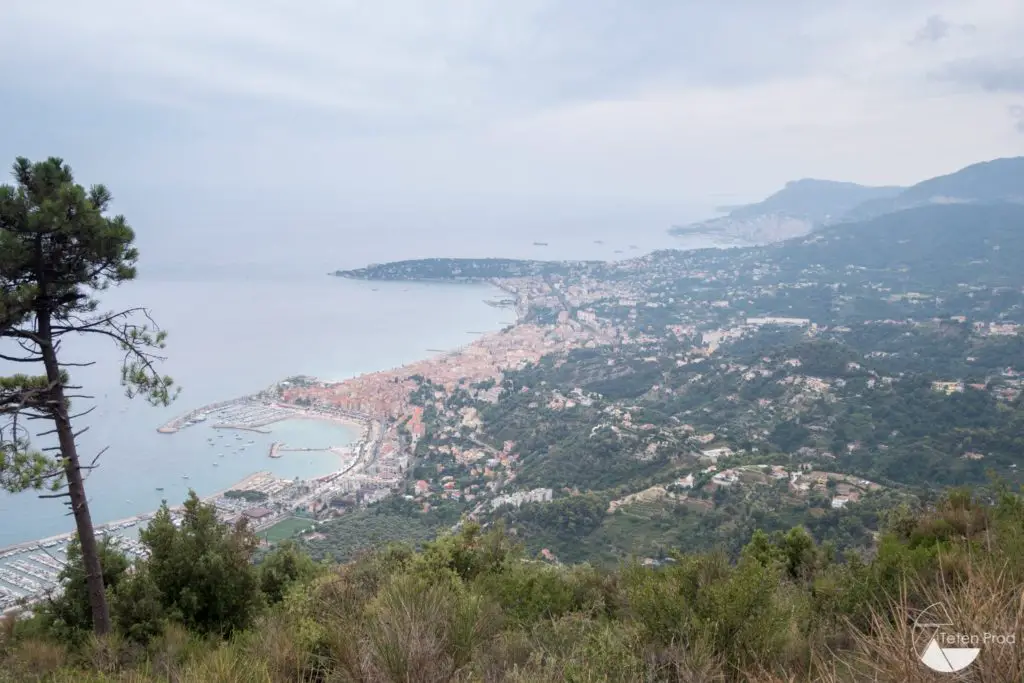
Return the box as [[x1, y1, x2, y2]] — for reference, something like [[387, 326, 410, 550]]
[[212, 424, 272, 434]]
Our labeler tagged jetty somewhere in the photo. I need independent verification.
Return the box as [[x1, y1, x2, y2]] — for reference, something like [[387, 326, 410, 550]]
[[269, 443, 350, 458], [213, 424, 272, 434], [280, 447, 336, 453]]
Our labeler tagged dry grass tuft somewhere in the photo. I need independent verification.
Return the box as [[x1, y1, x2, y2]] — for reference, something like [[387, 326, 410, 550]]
[[837, 553, 1024, 683], [4, 637, 68, 680]]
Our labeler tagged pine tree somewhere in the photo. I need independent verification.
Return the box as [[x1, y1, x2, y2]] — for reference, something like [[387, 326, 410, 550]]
[[0, 157, 177, 634]]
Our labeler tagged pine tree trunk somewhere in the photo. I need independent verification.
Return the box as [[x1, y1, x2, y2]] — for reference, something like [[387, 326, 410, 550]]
[[37, 311, 111, 635]]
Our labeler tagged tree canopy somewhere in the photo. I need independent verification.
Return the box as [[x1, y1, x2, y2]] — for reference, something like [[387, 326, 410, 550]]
[[0, 156, 177, 634]]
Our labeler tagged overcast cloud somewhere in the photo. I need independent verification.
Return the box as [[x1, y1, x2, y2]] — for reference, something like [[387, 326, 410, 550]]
[[2, 0, 1023, 213]]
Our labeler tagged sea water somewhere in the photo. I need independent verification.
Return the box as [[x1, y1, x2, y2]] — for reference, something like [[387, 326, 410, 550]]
[[0, 276, 511, 546], [0, 201, 718, 547]]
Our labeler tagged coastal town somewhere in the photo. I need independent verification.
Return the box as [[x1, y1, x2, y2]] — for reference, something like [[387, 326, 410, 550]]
[[301, 241, 1023, 565], [0, 278, 570, 611], [0, 271, 619, 610], [3, 230, 1023, 603]]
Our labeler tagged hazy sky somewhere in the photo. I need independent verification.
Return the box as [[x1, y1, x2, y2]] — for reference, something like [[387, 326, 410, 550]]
[[2, 0, 1024, 213]]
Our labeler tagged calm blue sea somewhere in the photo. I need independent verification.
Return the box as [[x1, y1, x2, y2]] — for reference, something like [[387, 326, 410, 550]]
[[0, 200, 716, 546]]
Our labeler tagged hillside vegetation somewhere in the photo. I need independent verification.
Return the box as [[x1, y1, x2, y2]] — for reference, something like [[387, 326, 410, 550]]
[[2, 487, 1024, 682], [847, 156, 1024, 220]]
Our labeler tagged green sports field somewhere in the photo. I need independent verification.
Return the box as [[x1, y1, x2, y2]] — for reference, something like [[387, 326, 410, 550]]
[[259, 516, 316, 543]]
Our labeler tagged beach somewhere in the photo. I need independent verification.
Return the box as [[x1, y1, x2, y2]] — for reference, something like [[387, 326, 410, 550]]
[[294, 413, 368, 434]]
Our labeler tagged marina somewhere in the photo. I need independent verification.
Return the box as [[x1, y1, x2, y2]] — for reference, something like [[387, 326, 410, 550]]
[[156, 395, 260, 433], [4, 380, 378, 614], [157, 395, 366, 436], [157, 395, 288, 434], [0, 472, 280, 614], [1, 404, 372, 612], [159, 390, 372, 446], [0, 521, 151, 613]]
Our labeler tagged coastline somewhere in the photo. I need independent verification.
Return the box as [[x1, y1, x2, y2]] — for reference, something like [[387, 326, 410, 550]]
[[0, 410, 372, 555], [2, 283, 518, 555], [0, 471, 275, 556], [286, 413, 368, 436]]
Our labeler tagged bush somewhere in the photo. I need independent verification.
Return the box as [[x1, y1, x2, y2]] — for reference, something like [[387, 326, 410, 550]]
[[4, 488, 1024, 682]]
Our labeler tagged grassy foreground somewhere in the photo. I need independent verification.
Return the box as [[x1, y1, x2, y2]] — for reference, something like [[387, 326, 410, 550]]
[[1, 488, 1023, 682]]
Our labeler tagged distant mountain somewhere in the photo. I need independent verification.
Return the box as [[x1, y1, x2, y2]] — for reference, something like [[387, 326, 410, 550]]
[[726, 179, 905, 222], [844, 157, 1024, 221], [672, 156, 1024, 244], [670, 179, 904, 242], [774, 202, 1024, 287]]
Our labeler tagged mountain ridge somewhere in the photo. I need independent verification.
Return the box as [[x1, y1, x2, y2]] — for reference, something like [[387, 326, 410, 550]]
[[671, 156, 1024, 243]]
